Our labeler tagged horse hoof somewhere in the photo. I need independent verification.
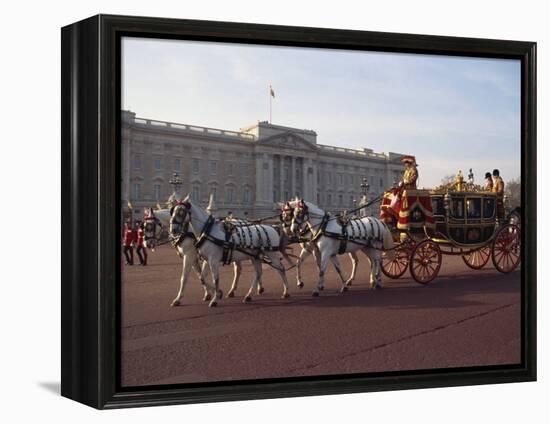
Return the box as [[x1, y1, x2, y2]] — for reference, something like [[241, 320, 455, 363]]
[[312, 291, 319, 297], [319, 286, 324, 291], [243, 296, 252, 303], [297, 282, 304, 289], [209, 301, 217, 308], [340, 286, 348, 293], [227, 291, 235, 298], [282, 293, 290, 299], [374, 284, 382, 290], [258, 287, 265, 294], [203, 294, 212, 302], [345, 281, 353, 287], [171, 300, 180, 307], [217, 290, 223, 298]]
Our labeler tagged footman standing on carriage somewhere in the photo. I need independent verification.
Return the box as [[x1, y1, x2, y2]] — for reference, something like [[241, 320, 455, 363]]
[[492, 169, 505, 219], [484, 172, 494, 191]]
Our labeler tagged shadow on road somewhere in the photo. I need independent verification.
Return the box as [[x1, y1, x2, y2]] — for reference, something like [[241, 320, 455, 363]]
[[228, 271, 521, 312]]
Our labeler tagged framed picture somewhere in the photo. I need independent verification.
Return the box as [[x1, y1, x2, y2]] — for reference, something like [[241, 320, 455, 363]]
[[61, 14, 536, 409]]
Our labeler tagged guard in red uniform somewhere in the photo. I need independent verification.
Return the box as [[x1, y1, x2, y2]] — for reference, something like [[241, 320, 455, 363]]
[[136, 222, 148, 266], [123, 221, 135, 265]]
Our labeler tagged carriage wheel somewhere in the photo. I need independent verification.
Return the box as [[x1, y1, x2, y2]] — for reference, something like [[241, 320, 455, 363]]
[[409, 240, 442, 284], [381, 245, 410, 279], [492, 224, 521, 273], [462, 246, 491, 270]]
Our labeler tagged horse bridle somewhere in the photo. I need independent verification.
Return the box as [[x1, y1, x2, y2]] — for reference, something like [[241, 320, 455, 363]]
[[170, 201, 192, 238], [143, 212, 163, 244]]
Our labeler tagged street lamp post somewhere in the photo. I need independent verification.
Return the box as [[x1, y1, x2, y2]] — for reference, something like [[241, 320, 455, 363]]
[[168, 172, 183, 207], [359, 177, 369, 216]]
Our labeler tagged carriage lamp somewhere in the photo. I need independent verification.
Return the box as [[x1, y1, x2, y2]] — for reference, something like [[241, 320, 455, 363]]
[[444, 193, 451, 213]]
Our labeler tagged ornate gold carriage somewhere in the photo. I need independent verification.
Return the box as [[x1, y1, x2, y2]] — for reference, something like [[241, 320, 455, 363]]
[[380, 188, 521, 284]]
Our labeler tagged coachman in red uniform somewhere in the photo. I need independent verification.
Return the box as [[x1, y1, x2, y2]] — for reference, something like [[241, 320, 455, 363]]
[[123, 222, 135, 265], [136, 222, 148, 266]]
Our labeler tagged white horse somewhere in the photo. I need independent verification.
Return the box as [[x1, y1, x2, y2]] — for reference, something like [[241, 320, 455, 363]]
[[143, 205, 266, 306], [170, 197, 291, 307], [142, 207, 219, 306], [288, 200, 394, 296], [279, 200, 360, 290]]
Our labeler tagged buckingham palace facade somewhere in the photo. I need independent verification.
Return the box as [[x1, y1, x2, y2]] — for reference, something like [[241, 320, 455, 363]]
[[122, 110, 410, 218]]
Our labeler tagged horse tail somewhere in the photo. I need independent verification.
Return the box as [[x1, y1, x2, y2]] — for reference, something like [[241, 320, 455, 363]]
[[381, 222, 394, 251]]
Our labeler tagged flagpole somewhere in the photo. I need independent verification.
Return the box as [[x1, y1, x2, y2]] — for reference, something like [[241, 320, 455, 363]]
[[269, 85, 272, 123]]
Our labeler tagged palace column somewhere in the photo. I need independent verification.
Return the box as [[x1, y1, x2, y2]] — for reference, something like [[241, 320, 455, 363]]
[[267, 154, 274, 203], [279, 155, 285, 201], [290, 157, 296, 198], [302, 158, 309, 200], [255, 152, 265, 205], [309, 158, 318, 201]]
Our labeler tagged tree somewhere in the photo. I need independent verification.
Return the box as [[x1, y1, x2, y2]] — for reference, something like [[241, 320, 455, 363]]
[[505, 177, 521, 209], [441, 174, 455, 186]]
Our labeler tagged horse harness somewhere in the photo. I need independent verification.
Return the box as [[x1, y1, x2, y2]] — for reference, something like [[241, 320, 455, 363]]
[[193, 215, 279, 265], [304, 214, 384, 254]]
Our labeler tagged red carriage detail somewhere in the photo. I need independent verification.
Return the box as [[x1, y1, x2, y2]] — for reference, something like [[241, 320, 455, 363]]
[[381, 188, 435, 231], [380, 187, 520, 284]]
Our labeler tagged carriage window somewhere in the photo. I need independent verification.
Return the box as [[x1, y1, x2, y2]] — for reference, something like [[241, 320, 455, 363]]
[[450, 198, 464, 219], [483, 198, 495, 218], [466, 198, 481, 219], [431, 197, 444, 215]]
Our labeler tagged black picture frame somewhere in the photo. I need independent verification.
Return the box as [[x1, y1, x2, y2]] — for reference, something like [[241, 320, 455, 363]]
[[61, 14, 537, 409]]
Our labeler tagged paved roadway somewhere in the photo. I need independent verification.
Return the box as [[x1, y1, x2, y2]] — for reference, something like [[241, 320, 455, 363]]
[[121, 245, 521, 387]]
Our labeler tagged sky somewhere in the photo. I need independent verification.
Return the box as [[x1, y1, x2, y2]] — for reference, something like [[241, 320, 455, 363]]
[[122, 37, 521, 188]]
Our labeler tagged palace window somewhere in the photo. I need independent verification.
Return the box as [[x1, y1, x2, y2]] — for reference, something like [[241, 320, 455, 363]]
[[243, 187, 250, 203], [153, 156, 162, 171], [209, 186, 217, 201], [132, 183, 141, 200], [192, 158, 200, 174], [133, 155, 142, 170], [228, 163, 235, 175], [380, 177, 384, 188], [338, 173, 344, 185], [225, 187, 234, 203], [327, 194, 332, 205], [210, 160, 217, 175], [327, 172, 332, 185], [153, 184, 162, 201], [338, 194, 343, 206], [192, 185, 200, 202], [174, 158, 182, 172], [317, 193, 321, 205]]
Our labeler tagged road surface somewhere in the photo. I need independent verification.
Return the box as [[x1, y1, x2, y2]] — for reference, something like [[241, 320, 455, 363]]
[[121, 244, 521, 387]]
